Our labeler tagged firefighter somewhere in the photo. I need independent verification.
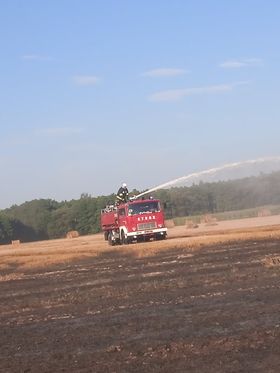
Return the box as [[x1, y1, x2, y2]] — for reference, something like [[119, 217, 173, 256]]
[[116, 183, 129, 205]]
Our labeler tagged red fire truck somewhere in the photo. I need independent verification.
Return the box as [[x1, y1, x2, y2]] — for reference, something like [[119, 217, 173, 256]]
[[101, 198, 167, 245]]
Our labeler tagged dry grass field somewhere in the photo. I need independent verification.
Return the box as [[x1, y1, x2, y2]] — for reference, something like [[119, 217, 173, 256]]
[[1, 215, 280, 273], [1, 215, 280, 372]]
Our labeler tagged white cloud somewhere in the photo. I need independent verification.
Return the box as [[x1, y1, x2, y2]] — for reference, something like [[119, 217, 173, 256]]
[[220, 58, 262, 69], [35, 127, 83, 136], [73, 75, 99, 86], [22, 54, 52, 61], [149, 81, 249, 102], [142, 68, 189, 77]]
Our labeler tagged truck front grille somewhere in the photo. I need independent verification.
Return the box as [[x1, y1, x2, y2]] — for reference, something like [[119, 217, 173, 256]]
[[137, 222, 157, 231]]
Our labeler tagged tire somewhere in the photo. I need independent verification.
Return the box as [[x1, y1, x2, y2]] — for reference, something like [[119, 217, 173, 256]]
[[104, 231, 109, 241], [108, 232, 115, 246], [155, 233, 167, 241]]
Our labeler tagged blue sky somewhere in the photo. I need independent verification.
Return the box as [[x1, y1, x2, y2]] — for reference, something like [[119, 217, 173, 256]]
[[0, 0, 279, 208]]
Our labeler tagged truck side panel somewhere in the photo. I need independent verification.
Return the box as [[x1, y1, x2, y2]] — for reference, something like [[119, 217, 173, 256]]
[[101, 211, 118, 231]]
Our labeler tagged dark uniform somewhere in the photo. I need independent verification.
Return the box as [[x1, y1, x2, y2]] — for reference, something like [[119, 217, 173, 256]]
[[116, 183, 129, 204]]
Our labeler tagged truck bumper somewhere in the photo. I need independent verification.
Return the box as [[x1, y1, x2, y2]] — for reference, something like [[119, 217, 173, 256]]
[[127, 227, 167, 238]]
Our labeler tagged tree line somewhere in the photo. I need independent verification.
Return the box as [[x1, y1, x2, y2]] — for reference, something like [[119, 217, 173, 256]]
[[153, 171, 280, 217], [1, 171, 280, 244]]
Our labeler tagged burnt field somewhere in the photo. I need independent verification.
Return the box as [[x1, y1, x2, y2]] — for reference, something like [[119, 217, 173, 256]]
[[1, 228, 280, 372]]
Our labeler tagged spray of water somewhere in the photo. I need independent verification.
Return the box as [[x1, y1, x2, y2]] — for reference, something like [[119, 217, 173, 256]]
[[136, 156, 280, 199]]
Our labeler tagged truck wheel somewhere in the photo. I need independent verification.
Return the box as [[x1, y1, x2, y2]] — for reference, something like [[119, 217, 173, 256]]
[[156, 233, 167, 240], [108, 232, 115, 246]]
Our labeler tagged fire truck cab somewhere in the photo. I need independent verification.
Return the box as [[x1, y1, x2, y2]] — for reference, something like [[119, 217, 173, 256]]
[[101, 198, 167, 245]]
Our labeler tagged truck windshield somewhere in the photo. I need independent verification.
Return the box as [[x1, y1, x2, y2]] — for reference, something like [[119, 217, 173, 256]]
[[128, 201, 160, 215]]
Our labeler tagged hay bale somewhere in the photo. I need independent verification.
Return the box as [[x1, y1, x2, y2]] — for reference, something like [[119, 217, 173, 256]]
[[200, 215, 209, 224], [185, 220, 199, 229], [185, 220, 194, 229], [200, 214, 218, 226], [201, 214, 217, 224], [11, 240, 20, 245], [165, 219, 175, 228], [66, 230, 79, 239], [258, 208, 271, 217]]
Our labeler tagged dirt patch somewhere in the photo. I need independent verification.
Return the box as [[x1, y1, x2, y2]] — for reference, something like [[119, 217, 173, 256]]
[[1, 218, 280, 372], [1, 234, 280, 372]]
